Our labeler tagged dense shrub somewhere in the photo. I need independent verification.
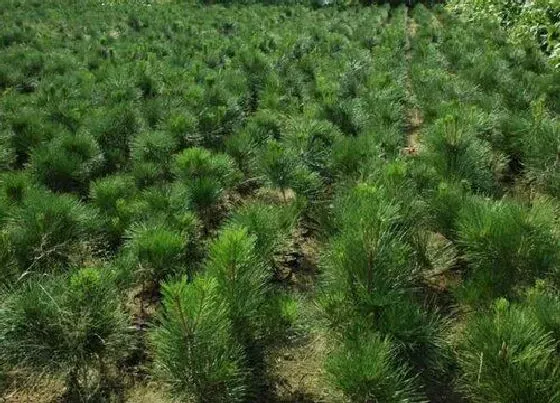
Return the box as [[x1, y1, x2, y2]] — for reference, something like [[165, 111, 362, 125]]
[[6, 189, 99, 272], [0, 171, 34, 206], [522, 100, 560, 196], [228, 201, 297, 268], [173, 147, 240, 187], [456, 197, 560, 303], [31, 131, 103, 193], [326, 330, 426, 403], [0, 127, 15, 169], [322, 184, 417, 319], [330, 135, 379, 178], [131, 130, 178, 187], [206, 226, 271, 330], [456, 298, 560, 402], [90, 174, 139, 246], [423, 114, 505, 194], [283, 119, 343, 180], [92, 105, 142, 172], [0, 268, 130, 400], [165, 110, 200, 148], [525, 282, 560, 343], [1, 1, 560, 401], [426, 181, 471, 239], [258, 139, 300, 201], [241, 109, 283, 145], [151, 276, 247, 402], [321, 183, 447, 374], [449, 0, 560, 67], [205, 226, 273, 394], [225, 130, 258, 176], [173, 147, 241, 221], [7, 108, 56, 167], [123, 222, 187, 286], [151, 224, 286, 399]]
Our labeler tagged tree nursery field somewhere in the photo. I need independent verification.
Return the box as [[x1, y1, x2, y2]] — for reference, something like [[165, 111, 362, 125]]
[[1, 0, 560, 402]]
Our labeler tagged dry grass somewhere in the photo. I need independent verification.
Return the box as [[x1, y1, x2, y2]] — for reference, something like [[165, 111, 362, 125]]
[[270, 330, 344, 403], [1, 374, 64, 403], [404, 9, 424, 155], [125, 383, 177, 403]]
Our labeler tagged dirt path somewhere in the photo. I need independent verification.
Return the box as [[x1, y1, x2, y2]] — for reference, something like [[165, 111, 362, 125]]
[[269, 229, 343, 403], [404, 8, 423, 154]]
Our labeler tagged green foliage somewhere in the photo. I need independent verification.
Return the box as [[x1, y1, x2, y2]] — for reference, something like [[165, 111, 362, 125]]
[[0, 171, 34, 205], [326, 330, 426, 403], [0, 127, 15, 169], [90, 174, 138, 219], [124, 222, 186, 285], [92, 105, 141, 172], [186, 177, 225, 219], [198, 85, 245, 149], [173, 147, 239, 187], [31, 131, 103, 193], [322, 184, 416, 320], [2, 1, 560, 401], [6, 189, 99, 273], [6, 108, 54, 167], [241, 109, 283, 145], [151, 225, 286, 400], [0, 268, 130, 399], [522, 99, 560, 196], [0, 230, 17, 286], [284, 119, 343, 180], [150, 276, 247, 402], [173, 147, 241, 221], [206, 226, 271, 339], [134, 184, 203, 238], [207, 225, 288, 395], [228, 202, 297, 267], [322, 183, 448, 374], [225, 130, 258, 175], [450, 0, 560, 67], [206, 226, 273, 384], [525, 282, 560, 342], [165, 110, 200, 148], [258, 139, 301, 200], [456, 298, 560, 403], [423, 114, 504, 194], [330, 135, 380, 178], [427, 181, 471, 239], [456, 197, 560, 303], [131, 130, 178, 187], [90, 174, 138, 246]]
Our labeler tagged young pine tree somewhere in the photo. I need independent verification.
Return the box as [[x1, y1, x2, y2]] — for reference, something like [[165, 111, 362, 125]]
[[321, 184, 417, 327], [258, 139, 298, 202], [205, 225, 273, 395], [456, 197, 560, 303], [0, 127, 15, 170], [6, 189, 99, 273], [0, 268, 131, 400], [31, 131, 104, 194], [423, 114, 505, 195], [326, 330, 426, 403], [524, 282, 560, 343], [130, 130, 178, 188], [123, 222, 186, 290], [456, 298, 560, 402], [90, 173, 138, 247], [321, 183, 448, 376], [150, 276, 247, 403], [172, 147, 241, 223], [228, 202, 297, 269]]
